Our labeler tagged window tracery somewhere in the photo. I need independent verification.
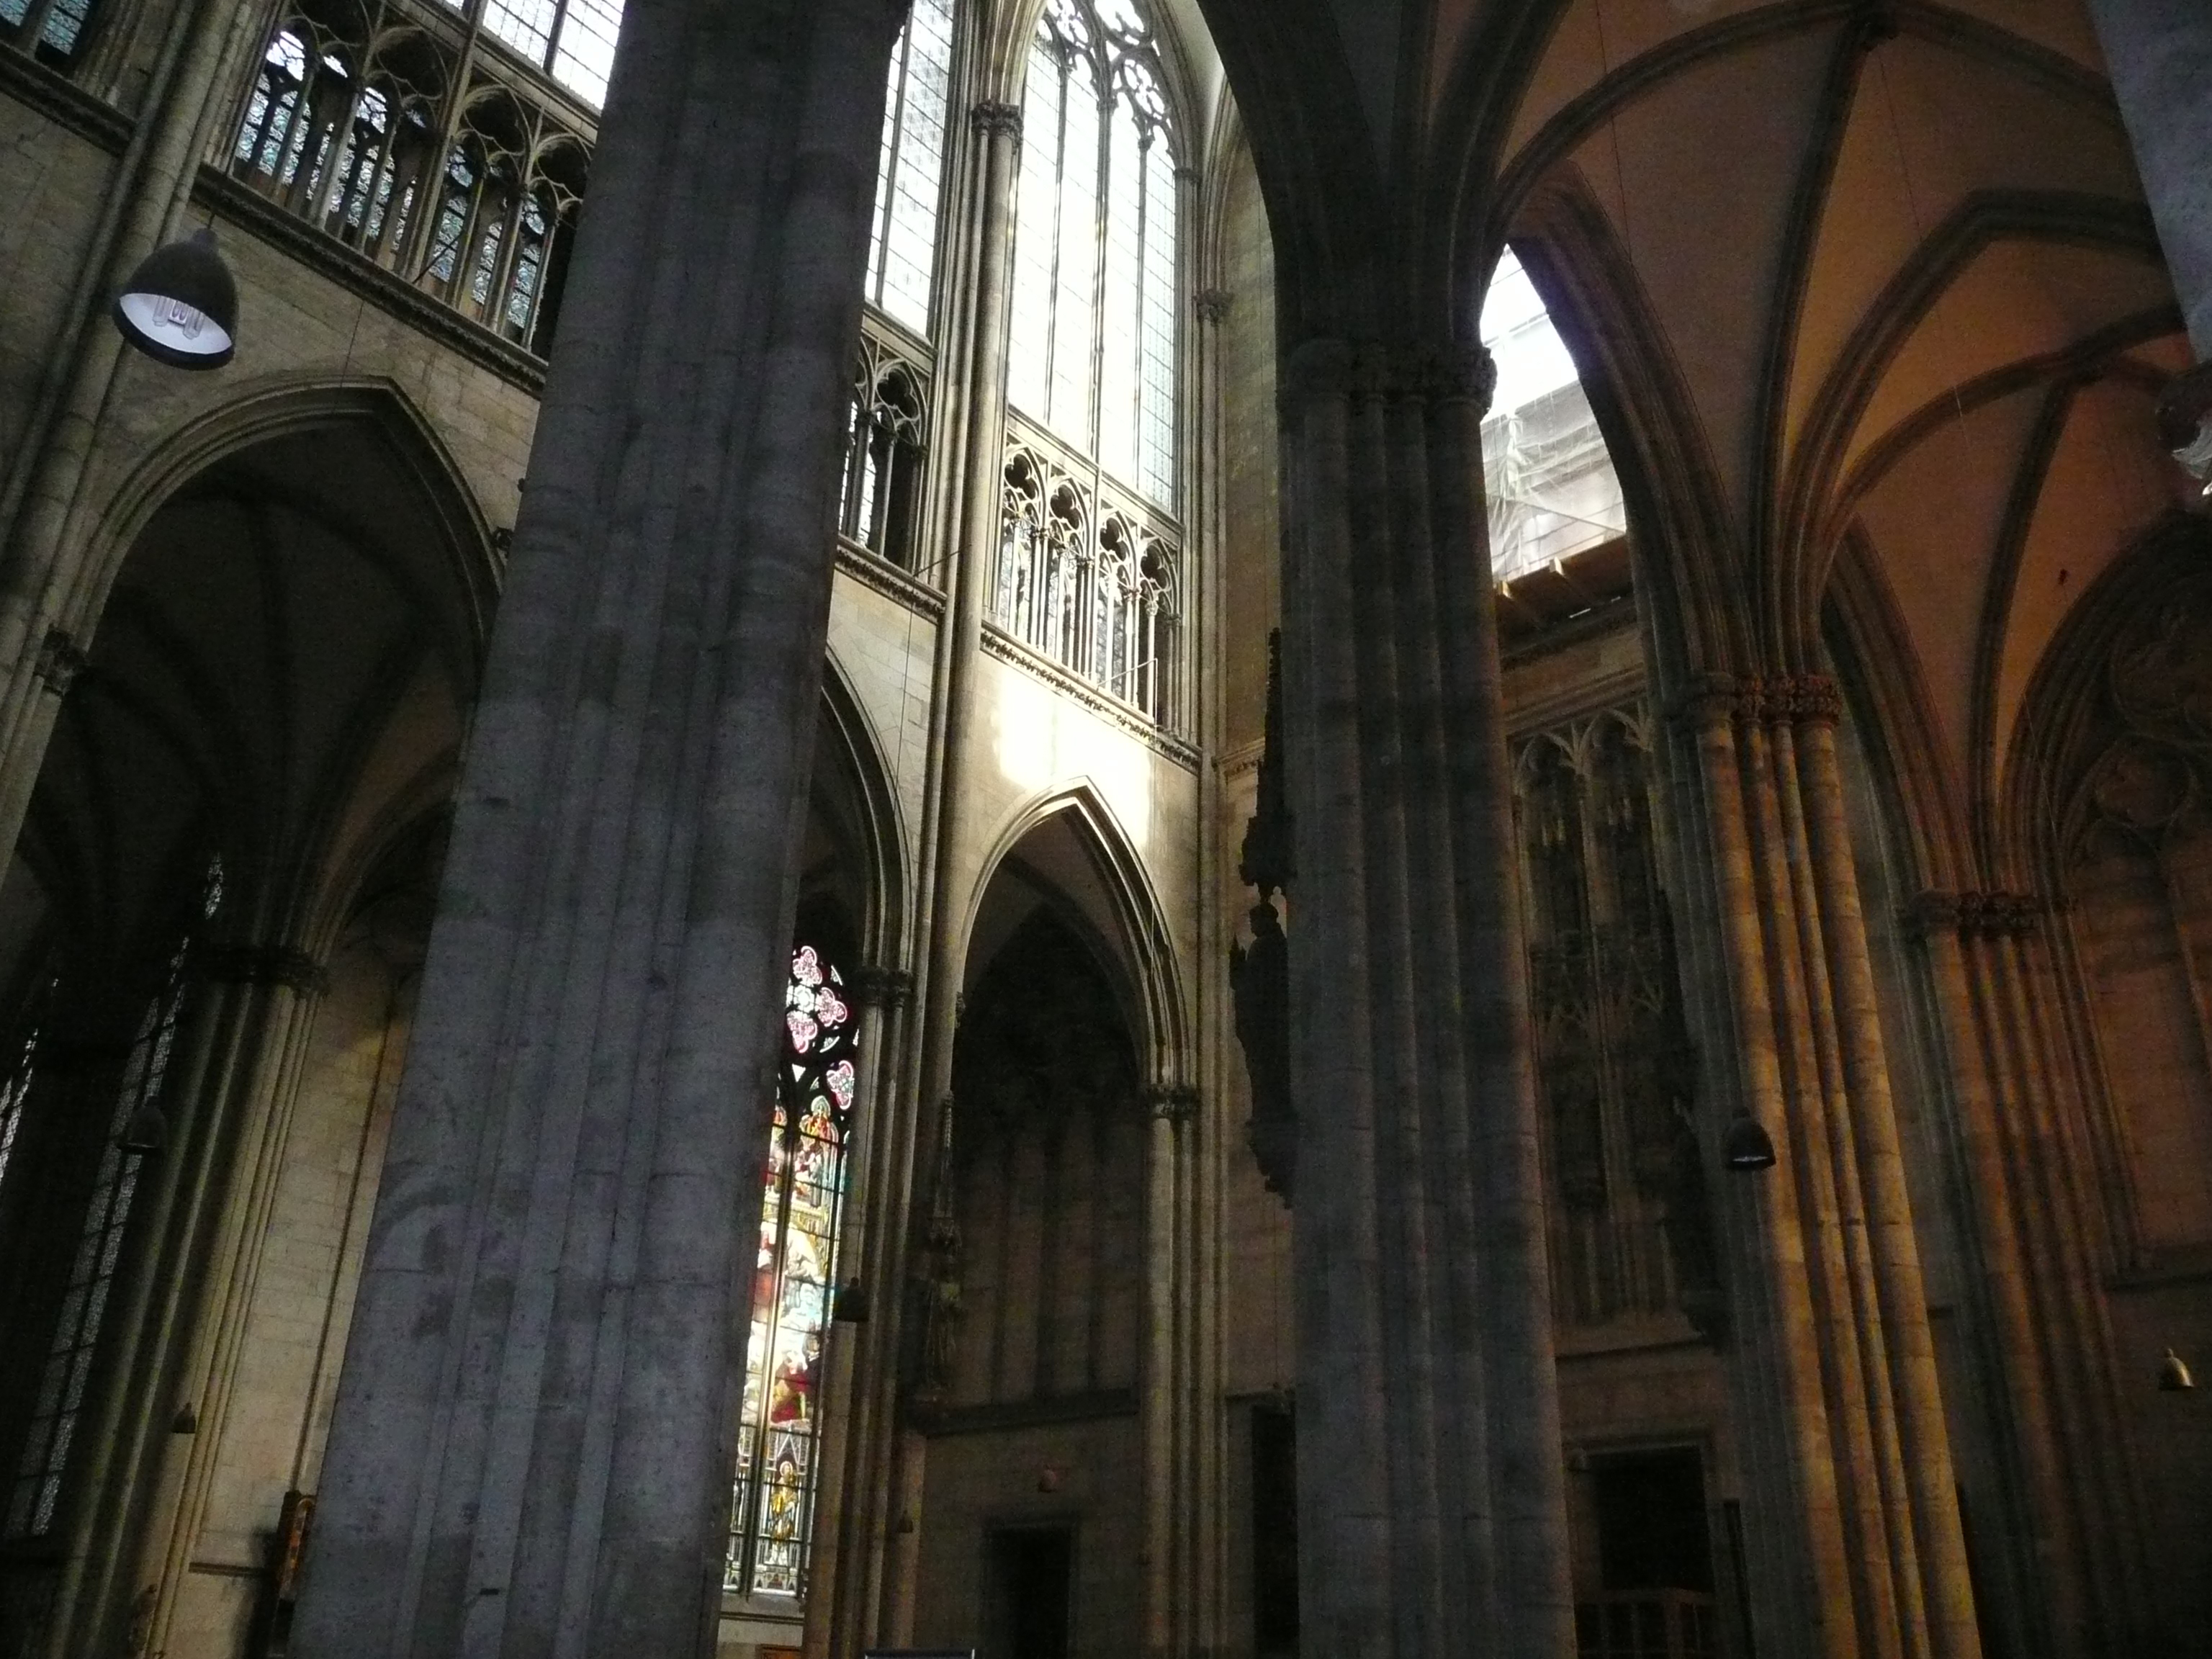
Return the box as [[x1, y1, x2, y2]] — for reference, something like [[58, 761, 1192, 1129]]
[[726, 945, 859, 1601], [1008, 0, 1179, 508], [229, 1, 593, 356], [1512, 714, 1714, 1334], [0, 0, 90, 64], [841, 340, 930, 570], [993, 445, 1179, 726]]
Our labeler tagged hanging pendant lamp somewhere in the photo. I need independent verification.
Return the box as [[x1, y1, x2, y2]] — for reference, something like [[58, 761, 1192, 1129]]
[[112, 229, 238, 369]]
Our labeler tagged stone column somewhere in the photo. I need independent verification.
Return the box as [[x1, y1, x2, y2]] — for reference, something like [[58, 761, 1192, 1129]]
[[290, 4, 909, 1655], [868, 94, 1024, 1648], [1276, 338, 1572, 1659], [1905, 892, 2152, 1655], [1660, 673, 1985, 1659], [2088, 0, 2212, 356]]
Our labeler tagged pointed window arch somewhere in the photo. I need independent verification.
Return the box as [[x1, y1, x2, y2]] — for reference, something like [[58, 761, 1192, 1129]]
[[1008, 0, 1179, 508], [1478, 248, 1628, 585], [726, 944, 860, 1601]]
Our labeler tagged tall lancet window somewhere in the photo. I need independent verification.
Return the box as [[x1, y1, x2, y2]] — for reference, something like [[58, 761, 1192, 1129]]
[[1007, 0, 1179, 507], [864, 0, 956, 336], [726, 945, 859, 1601]]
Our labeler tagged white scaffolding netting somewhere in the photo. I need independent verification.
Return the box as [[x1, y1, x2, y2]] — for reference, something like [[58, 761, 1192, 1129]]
[[1478, 249, 1627, 587]]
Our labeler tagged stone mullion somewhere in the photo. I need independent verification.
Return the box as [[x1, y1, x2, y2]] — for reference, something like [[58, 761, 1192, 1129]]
[[1766, 708, 1925, 1659], [1346, 367, 1449, 1654], [1742, 698, 1905, 1655], [1910, 906, 2078, 1653], [1681, 684, 1858, 1659], [294, 4, 905, 1655], [1432, 369, 1570, 1657], [1278, 344, 1394, 1658], [1987, 925, 2146, 1639], [1793, 711, 1980, 1659]]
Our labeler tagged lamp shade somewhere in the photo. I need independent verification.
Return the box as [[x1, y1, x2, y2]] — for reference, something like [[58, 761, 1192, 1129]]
[[1722, 1110, 1778, 1173], [112, 229, 238, 369]]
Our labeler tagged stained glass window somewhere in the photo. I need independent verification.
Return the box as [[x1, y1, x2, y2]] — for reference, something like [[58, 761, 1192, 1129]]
[[1008, 0, 1179, 508], [0, 0, 94, 62], [864, 0, 955, 336], [726, 945, 860, 1600]]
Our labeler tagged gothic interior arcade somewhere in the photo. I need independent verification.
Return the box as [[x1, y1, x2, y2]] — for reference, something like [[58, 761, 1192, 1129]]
[[0, 0, 2210, 1655]]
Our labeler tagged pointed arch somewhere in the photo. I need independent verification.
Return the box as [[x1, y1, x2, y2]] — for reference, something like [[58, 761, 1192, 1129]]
[[814, 649, 913, 970], [965, 779, 1192, 1089], [66, 377, 500, 661]]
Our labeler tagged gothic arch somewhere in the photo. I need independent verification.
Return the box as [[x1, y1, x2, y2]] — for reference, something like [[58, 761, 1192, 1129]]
[[815, 649, 913, 969], [1505, 176, 1746, 686], [65, 377, 500, 662], [965, 780, 1192, 1089]]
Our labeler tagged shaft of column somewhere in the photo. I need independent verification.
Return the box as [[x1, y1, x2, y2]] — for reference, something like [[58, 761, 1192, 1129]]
[[1794, 709, 1981, 1659], [2088, 0, 2212, 356], [1277, 339, 1570, 1658], [291, 4, 908, 1655], [1673, 681, 1858, 1659], [864, 94, 1024, 1647], [1908, 902, 2076, 1656]]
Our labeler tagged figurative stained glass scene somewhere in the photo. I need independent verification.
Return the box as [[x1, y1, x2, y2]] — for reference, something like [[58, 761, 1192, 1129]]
[[727, 947, 859, 1599]]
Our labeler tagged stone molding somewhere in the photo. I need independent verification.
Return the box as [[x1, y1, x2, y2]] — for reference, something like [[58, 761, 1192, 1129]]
[[971, 99, 1022, 139], [1671, 670, 1843, 730], [1146, 1084, 1199, 1123], [1193, 288, 1233, 326], [835, 536, 947, 621], [199, 944, 330, 995], [1905, 889, 2049, 940], [1278, 337, 1498, 413], [848, 966, 915, 1009], [979, 621, 1202, 768]]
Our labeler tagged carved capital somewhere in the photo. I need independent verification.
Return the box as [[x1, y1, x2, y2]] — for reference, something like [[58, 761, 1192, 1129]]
[[1148, 1084, 1199, 1124], [1673, 672, 1742, 733], [1905, 890, 1964, 940], [1773, 673, 1843, 727], [1193, 288, 1233, 326], [971, 100, 1022, 140], [34, 626, 86, 696], [1280, 337, 1354, 409], [849, 966, 915, 1010], [200, 944, 329, 996]]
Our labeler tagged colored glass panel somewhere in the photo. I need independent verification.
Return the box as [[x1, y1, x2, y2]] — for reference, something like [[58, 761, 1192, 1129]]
[[727, 947, 859, 1599]]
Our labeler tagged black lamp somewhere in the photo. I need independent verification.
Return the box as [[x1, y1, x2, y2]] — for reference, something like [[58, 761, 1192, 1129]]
[[112, 229, 238, 369], [1722, 1110, 1777, 1173], [116, 1100, 168, 1156]]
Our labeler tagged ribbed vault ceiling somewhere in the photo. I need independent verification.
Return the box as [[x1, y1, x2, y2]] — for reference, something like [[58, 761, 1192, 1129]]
[[1203, 0, 2197, 871]]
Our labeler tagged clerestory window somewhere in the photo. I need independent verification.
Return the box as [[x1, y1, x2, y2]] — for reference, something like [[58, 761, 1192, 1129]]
[[1007, 0, 1179, 508], [864, 0, 956, 338]]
